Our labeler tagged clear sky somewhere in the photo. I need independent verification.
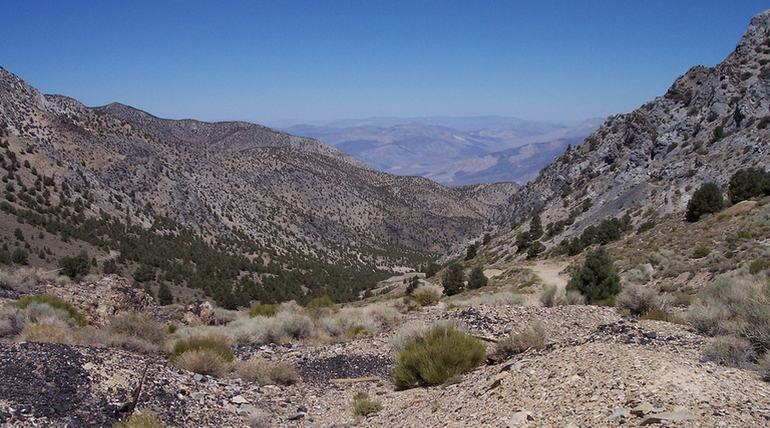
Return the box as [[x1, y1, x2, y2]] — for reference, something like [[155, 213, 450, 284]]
[[1, 1, 768, 125]]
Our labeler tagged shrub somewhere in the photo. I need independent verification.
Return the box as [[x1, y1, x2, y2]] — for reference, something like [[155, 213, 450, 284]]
[[691, 245, 711, 259], [173, 349, 231, 376], [157, 283, 173, 306], [352, 392, 382, 416], [564, 290, 586, 305], [305, 295, 336, 311], [465, 243, 478, 260], [0, 305, 28, 337], [58, 252, 90, 280], [413, 284, 441, 306], [539, 285, 559, 307], [686, 276, 770, 352], [250, 303, 279, 318], [393, 323, 485, 389], [404, 275, 420, 295], [11, 248, 28, 265], [424, 263, 440, 278], [114, 413, 165, 428], [20, 321, 73, 344], [223, 311, 315, 343], [686, 182, 724, 222], [728, 167, 770, 204], [496, 321, 546, 359], [466, 267, 487, 289], [749, 258, 770, 275], [760, 353, 770, 382], [526, 241, 546, 259], [236, 357, 298, 385], [615, 285, 666, 316], [14, 295, 86, 326], [701, 336, 756, 367], [390, 321, 427, 355], [567, 247, 621, 303], [171, 335, 233, 362], [108, 312, 167, 345], [442, 264, 465, 296]]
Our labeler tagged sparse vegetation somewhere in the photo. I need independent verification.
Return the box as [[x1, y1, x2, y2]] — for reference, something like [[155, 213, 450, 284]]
[[113, 412, 165, 428], [352, 392, 382, 416], [249, 303, 279, 318], [171, 335, 234, 363], [13, 295, 86, 326], [702, 336, 756, 367], [393, 323, 485, 389], [496, 321, 546, 359], [615, 284, 668, 316]]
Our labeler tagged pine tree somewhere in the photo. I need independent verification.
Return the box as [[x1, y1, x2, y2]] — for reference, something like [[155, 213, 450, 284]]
[[442, 264, 465, 296], [467, 267, 487, 289], [686, 182, 724, 222], [529, 214, 543, 240], [728, 167, 770, 204], [405, 275, 420, 295], [465, 243, 478, 260], [567, 247, 620, 303], [157, 283, 173, 306]]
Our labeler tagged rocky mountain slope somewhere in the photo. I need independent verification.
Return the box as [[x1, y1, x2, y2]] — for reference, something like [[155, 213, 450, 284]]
[[287, 119, 600, 186], [490, 9, 770, 252], [0, 68, 517, 303]]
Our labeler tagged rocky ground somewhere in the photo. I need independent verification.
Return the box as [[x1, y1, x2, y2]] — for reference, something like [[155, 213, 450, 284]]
[[1, 299, 768, 428]]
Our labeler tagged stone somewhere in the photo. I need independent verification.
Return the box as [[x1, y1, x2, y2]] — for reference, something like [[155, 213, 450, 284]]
[[287, 412, 306, 420], [640, 411, 695, 425], [509, 411, 534, 425], [631, 402, 657, 416], [230, 395, 249, 405], [608, 407, 631, 421]]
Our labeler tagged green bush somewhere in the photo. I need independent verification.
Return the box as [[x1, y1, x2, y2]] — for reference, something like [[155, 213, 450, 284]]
[[13, 295, 86, 326], [466, 267, 487, 290], [728, 167, 770, 204], [465, 243, 478, 260], [305, 295, 336, 311], [58, 252, 90, 280], [250, 303, 279, 317], [393, 323, 485, 389], [567, 247, 621, 303], [526, 241, 545, 259], [171, 335, 233, 362], [686, 182, 724, 222], [157, 283, 173, 306], [352, 392, 383, 416], [442, 264, 465, 296], [749, 258, 770, 275], [691, 245, 711, 259]]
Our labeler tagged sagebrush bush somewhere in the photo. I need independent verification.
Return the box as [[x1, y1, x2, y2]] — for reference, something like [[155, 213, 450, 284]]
[[171, 335, 233, 362], [496, 321, 546, 359], [249, 303, 278, 318], [352, 392, 382, 416], [393, 323, 485, 389], [20, 321, 74, 344], [749, 258, 770, 274], [173, 349, 231, 376], [0, 305, 27, 337], [412, 284, 441, 306], [539, 285, 559, 307], [687, 276, 770, 352], [615, 285, 667, 316], [564, 290, 586, 305], [108, 312, 167, 345], [702, 336, 756, 367], [236, 357, 298, 385], [14, 295, 86, 326], [691, 245, 711, 259], [114, 412, 165, 428]]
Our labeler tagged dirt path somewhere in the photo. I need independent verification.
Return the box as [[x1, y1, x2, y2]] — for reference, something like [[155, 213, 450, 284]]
[[529, 260, 569, 290]]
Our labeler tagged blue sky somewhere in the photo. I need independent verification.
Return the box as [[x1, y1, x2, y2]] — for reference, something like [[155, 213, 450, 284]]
[[1, 1, 767, 124]]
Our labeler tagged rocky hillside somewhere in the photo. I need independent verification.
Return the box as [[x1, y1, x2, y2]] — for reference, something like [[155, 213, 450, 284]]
[[0, 68, 517, 303], [490, 9, 770, 254]]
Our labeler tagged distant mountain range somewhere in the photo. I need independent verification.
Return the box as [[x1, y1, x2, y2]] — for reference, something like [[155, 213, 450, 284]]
[[284, 117, 603, 186]]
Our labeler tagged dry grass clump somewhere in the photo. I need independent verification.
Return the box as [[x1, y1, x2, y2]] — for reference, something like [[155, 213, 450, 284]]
[[320, 304, 402, 338], [172, 335, 233, 361], [539, 285, 559, 307], [352, 392, 382, 416], [0, 305, 28, 337], [496, 321, 546, 359], [411, 284, 441, 306], [393, 323, 485, 389], [174, 349, 232, 376], [455, 291, 526, 307], [615, 284, 670, 316], [236, 357, 298, 385], [702, 336, 756, 367], [20, 320, 74, 343], [108, 312, 167, 345], [113, 412, 165, 428]]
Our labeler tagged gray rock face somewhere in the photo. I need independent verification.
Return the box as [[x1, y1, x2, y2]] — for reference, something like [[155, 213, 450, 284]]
[[492, 8, 770, 247]]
